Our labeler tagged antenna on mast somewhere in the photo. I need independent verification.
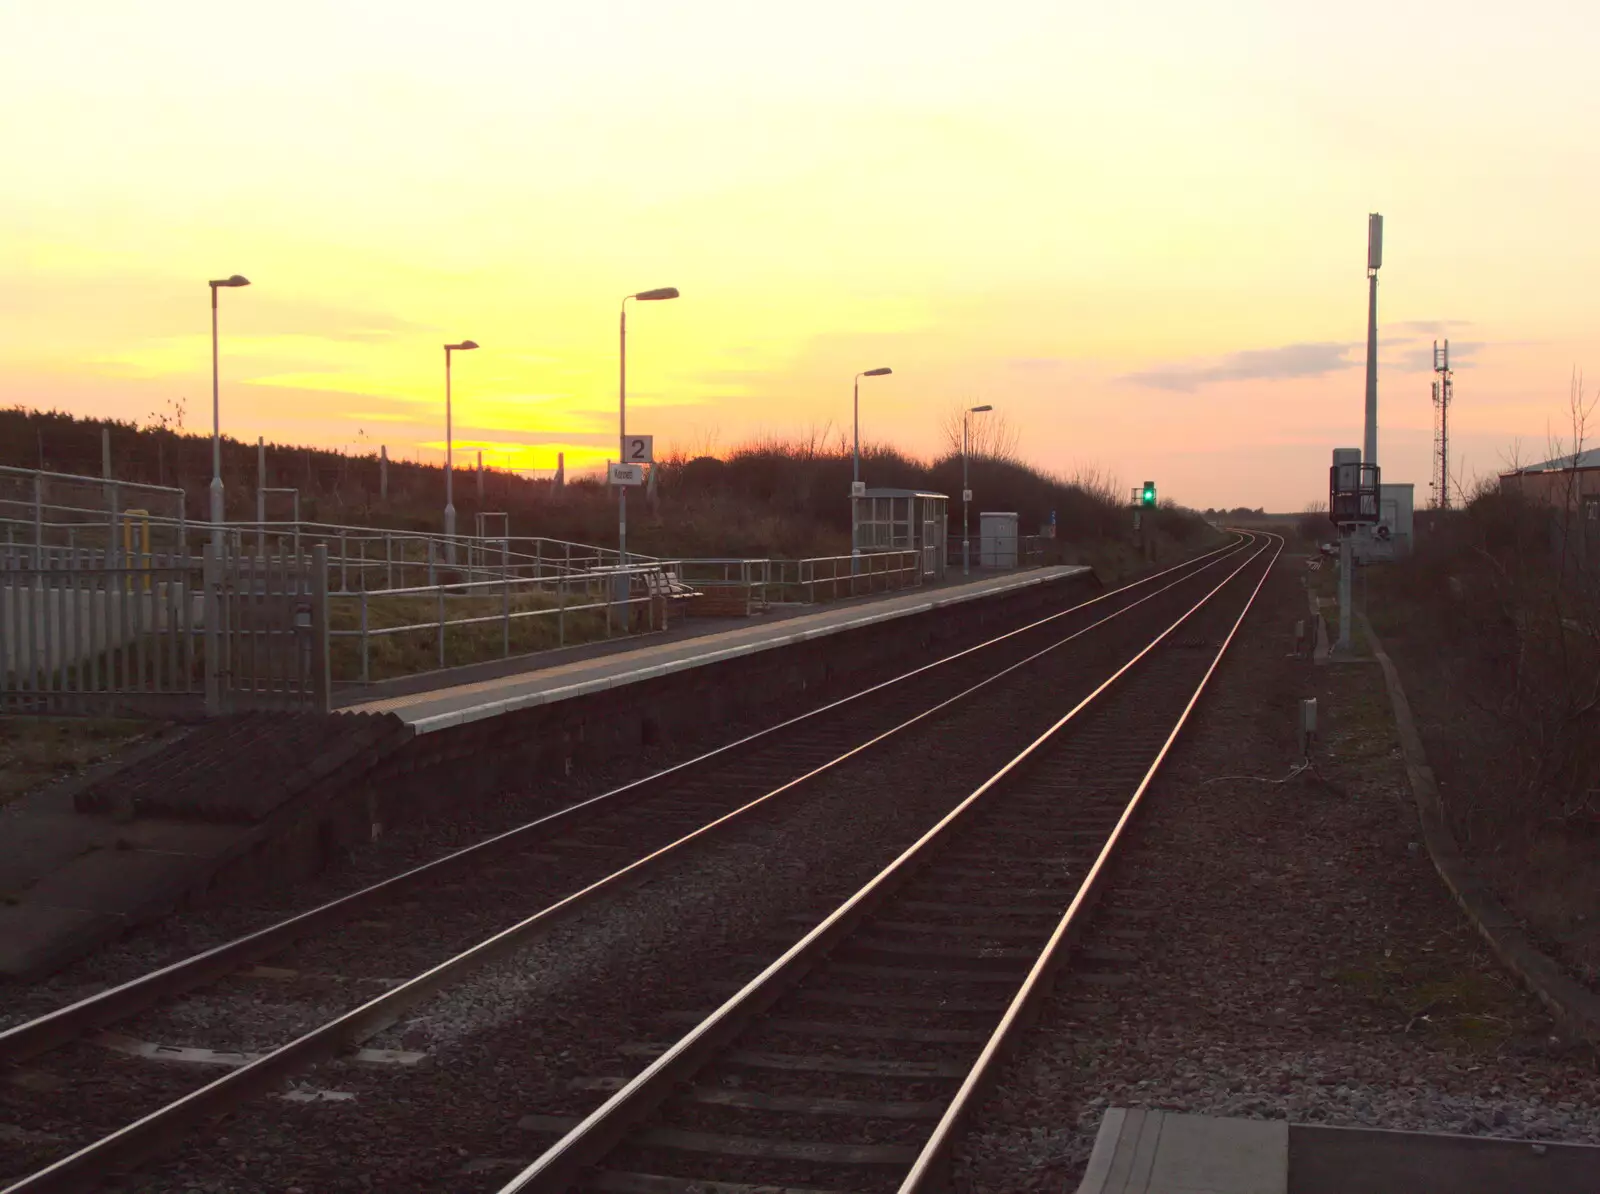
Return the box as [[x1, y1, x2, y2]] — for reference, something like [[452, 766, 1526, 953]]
[[1432, 339, 1453, 510]]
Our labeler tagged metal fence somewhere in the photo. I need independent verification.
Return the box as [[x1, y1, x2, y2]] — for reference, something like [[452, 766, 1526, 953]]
[[0, 465, 189, 562], [1, 543, 329, 716], [333, 563, 665, 688]]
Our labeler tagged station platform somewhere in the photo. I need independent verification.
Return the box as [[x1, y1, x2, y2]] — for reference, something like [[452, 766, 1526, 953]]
[[0, 565, 1094, 980], [342, 566, 1091, 735], [1077, 1107, 1600, 1194]]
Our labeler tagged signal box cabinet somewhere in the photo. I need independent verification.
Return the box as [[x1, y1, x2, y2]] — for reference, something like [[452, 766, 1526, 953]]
[[979, 512, 1019, 569]]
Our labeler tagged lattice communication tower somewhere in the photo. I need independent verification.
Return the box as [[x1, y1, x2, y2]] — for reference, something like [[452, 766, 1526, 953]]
[[1431, 340, 1453, 510]]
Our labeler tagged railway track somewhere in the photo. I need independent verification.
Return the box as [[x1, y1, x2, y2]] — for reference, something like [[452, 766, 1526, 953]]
[[0, 536, 1262, 1192], [494, 532, 1281, 1194]]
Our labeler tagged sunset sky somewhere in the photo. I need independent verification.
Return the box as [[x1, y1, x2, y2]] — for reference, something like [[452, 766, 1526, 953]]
[[3, 0, 1596, 511]]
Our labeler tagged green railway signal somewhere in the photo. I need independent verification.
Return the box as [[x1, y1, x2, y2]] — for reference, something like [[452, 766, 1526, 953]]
[[1141, 481, 1156, 508]]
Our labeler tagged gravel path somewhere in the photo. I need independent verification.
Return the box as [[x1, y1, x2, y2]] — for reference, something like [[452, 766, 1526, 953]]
[[952, 560, 1600, 1191]]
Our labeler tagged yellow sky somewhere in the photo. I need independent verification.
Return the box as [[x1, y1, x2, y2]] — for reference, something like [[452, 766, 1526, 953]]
[[3, 0, 1598, 510]]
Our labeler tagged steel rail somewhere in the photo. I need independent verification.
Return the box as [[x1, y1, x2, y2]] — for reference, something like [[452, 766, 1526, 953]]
[[0, 540, 1251, 1194], [0, 537, 1241, 1071], [494, 531, 1276, 1193], [897, 530, 1283, 1191]]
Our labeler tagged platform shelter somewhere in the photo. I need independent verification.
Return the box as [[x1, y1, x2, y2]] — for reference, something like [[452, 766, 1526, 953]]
[[851, 488, 948, 581]]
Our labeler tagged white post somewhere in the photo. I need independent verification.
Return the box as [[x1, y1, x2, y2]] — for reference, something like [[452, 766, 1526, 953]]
[[203, 541, 222, 715], [257, 436, 266, 558], [209, 287, 223, 545], [1338, 528, 1354, 653], [619, 301, 628, 573], [962, 414, 970, 577], [444, 348, 456, 565]]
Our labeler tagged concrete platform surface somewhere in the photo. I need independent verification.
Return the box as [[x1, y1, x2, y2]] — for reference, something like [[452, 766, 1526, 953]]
[[1077, 1109, 1600, 1194], [343, 566, 1090, 734], [1289, 1122, 1600, 1194], [1077, 1108, 1287, 1194]]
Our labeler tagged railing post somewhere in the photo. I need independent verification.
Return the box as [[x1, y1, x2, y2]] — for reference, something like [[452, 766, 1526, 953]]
[[385, 532, 393, 590], [203, 542, 222, 716], [32, 473, 43, 565], [436, 579, 446, 668], [310, 544, 331, 713], [359, 585, 370, 684], [503, 569, 511, 658], [339, 531, 348, 594]]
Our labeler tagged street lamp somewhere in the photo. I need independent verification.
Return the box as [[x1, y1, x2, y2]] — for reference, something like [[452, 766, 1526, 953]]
[[208, 274, 250, 546], [963, 404, 993, 576], [443, 340, 479, 565], [852, 367, 893, 487], [619, 287, 679, 571]]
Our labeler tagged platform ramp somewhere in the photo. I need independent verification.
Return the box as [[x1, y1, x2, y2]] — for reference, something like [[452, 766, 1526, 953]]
[[72, 711, 412, 823]]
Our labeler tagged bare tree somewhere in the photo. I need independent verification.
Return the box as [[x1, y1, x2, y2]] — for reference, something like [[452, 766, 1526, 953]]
[[939, 402, 1021, 463], [1065, 464, 1123, 506]]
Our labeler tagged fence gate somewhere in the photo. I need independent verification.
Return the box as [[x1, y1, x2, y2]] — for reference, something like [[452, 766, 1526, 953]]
[[2, 544, 330, 716], [203, 544, 330, 714]]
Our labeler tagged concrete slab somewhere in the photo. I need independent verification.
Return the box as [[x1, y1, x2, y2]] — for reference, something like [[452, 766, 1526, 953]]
[[0, 903, 125, 978], [346, 566, 1089, 735], [0, 815, 104, 898], [22, 847, 210, 917], [1078, 1109, 1287, 1194], [1078, 1110, 1600, 1194], [1289, 1123, 1600, 1194]]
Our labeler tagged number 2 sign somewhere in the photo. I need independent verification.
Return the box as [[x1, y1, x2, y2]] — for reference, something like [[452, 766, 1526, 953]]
[[624, 435, 654, 464]]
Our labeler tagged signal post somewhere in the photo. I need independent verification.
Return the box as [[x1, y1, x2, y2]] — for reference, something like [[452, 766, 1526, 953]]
[[1132, 481, 1156, 562]]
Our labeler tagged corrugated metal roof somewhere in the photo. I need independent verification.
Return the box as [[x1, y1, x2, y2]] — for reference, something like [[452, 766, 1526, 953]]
[[1505, 447, 1600, 474]]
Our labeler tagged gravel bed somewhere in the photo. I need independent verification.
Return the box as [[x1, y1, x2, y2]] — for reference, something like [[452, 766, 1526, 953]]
[[97, 572, 1222, 1192], [952, 563, 1600, 1191]]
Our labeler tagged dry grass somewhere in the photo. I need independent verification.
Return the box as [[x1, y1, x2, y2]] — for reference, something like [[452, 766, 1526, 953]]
[[328, 586, 619, 683], [0, 716, 153, 807]]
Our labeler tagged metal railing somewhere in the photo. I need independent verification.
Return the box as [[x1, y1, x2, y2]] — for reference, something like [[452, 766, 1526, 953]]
[[0, 462, 651, 594], [0, 465, 188, 562], [333, 563, 673, 688], [1, 543, 329, 715]]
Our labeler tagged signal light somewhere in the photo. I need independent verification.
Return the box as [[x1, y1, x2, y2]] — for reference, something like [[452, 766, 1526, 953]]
[[1141, 482, 1156, 508]]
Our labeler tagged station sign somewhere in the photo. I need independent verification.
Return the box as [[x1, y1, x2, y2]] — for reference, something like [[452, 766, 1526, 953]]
[[608, 462, 645, 487], [623, 434, 654, 464]]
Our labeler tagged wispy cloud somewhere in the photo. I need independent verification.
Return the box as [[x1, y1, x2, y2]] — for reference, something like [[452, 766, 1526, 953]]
[[1121, 342, 1359, 393], [1389, 319, 1475, 335]]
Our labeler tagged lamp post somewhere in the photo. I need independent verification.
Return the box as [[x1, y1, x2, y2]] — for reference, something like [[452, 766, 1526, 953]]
[[962, 404, 993, 576], [443, 340, 479, 565], [208, 274, 250, 547], [852, 367, 893, 487], [851, 367, 893, 572], [619, 287, 679, 571]]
